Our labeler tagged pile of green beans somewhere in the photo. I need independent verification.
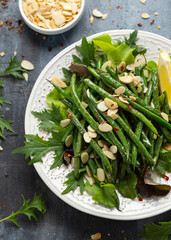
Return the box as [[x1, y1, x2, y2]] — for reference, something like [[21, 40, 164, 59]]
[[50, 61, 171, 184]]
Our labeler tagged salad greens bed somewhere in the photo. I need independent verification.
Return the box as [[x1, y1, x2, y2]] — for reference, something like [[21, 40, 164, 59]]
[[13, 30, 171, 210]]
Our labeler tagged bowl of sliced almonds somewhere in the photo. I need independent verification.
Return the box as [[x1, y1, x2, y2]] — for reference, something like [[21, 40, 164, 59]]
[[19, 0, 85, 35]]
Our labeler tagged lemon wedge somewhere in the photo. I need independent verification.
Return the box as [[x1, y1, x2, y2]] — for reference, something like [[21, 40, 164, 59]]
[[158, 51, 171, 109]]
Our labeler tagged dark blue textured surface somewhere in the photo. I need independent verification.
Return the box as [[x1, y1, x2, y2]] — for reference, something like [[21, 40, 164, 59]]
[[0, 0, 171, 239]]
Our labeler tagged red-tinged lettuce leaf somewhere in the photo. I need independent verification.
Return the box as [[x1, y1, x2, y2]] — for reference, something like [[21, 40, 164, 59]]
[[69, 63, 90, 77], [138, 221, 171, 240], [85, 182, 120, 209], [107, 44, 135, 67], [117, 172, 137, 199], [137, 169, 171, 198], [75, 36, 95, 66]]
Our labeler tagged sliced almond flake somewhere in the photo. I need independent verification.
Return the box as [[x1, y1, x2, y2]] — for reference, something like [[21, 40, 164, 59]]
[[52, 76, 67, 88], [23, 72, 29, 81], [161, 112, 169, 122], [60, 119, 70, 128], [81, 101, 88, 108], [103, 150, 116, 160], [62, 11, 72, 16], [141, 13, 150, 19], [87, 89, 90, 98], [21, 60, 34, 70], [115, 86, 125, 95], [140, 0, 146, 4], [117, 62, 126, 73], [102, 13, 108, 20], [81, 152, 89, 164], [88, 131, 97, 139], [0, 52, 5, 57], [87, 125, 95, 133], [98, 140, 108, 148], [60, 2, 72, 11], [143, 86, 148, 93], [102, 145, 109, 151], [143, 69, 149, 78], [14, 51, 17, 56], [84, 174, 95, 185], [119, 96, 129, 104], [52, 12, 66, 26], [129, 96, 136, 101], [98, 122, 112, 132], [104, 98, 118, 110], [90, 15, 94, 24], [97, 101, 108, 112], [65, 135, 73, 147], [97, 168, 105, 181], [83, 132, 92, 143], [119, 75, 133, 84], [92, 8, 103, 18], [101, 61, 111, 72], [109, 145, 117, 154], [86, 165, 92, 177], [137, 84, 142, 93], [107, 109, 118, 120]]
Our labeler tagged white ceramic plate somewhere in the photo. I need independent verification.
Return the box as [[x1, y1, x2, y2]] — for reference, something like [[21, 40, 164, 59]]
[[25, 30, 171, 220]]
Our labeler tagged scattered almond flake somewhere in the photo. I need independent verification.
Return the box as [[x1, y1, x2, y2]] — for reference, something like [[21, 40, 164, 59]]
[[119, 96, 129, 104], [129, 96, 136, 101], [0, 146, 3, 151], [90, 152, 94, 158], [23, 72, 28, 81], [143, 69, 149, 78], [91, 233, 102, 240], [143, 86, 148, 93], [126, 63, 135, 72], [153, 134, 157, 139], [98, 140, 108, 148], [0, 52, 5, 57], [92, 9, 103, 18], [14, 51, 17, 56], [117, 62, 126, 73], [103, 150, 116, 160], [155, 12, 158, 16], [97, 168, 105, 182], [81, 152, 89, 164], [81, 101, 88, 108], [60, 119, 70, 128], [141, 13, 150, 19], [108, 7, 112, 10], [102, 145, 109, 151], [22, 0, 81, 30], [137, 84, 142, 93], [85, 174, 95, 185], [87, 89, 90, 98], [98, 122, 112, 132], [97, 101, 108, 112], [119, 75, 133, 84], [151, 102, 155, 108], [87, 125, 95, 133], [107, 109, 118, 120], [161, 112, 169, 122], [90, 15, 94, 24], [140, 0, 146, 4], [115, 86, 125, 95], [83, 132, 92, 143], [134, 54, 146, 67], [101, 61, 111, 72], [52, 76, 67, 88], [21, 60, 34, 70], [102, 13, 108, 20], [88, 131, 97, 139], [86, 165, 92, 177], [158, 25, 161, 30], [109, 145, 117, 154], [65, 135, 73, 147], [104, 98, 118, 110]]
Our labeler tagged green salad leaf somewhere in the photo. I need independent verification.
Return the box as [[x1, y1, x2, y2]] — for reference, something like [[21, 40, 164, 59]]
[[76, 36, 95, 66], [0, 194, 46, 227], [92, 33, 112, 44], [13, 133, 63, 165], [85, 182, 120, 209], [62, 67, 72, 84], [108, 44, 135, 67], [32, 103, 64, 132], [62, 171, 85, 195], [157, 150, 171, 175], [117, 172, 137, 199], [93, 40, 115, 54], [138, 221, 171, 240]]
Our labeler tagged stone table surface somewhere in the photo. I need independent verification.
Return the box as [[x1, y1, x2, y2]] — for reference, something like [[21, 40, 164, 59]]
[[0, 0, 171, 239]]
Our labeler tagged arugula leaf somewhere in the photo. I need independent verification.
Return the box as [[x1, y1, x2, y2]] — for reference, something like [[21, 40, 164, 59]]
[[117, 172, 137, 199], [0, 56, 26, 79], [0, 93, 11, 107], [85, 182, 120, 209], [12, 133, 63, 165], [72, 55, 82, 64], [62, 171, 85, 195], [62, 67, 72, 84], [0, 194, 46, 227], [31, 104, 64, 132], [138, 221, 171, 240], [46, 88, 68, 119], [76, 36, 95, 66], [0, 115, 14, 141], [107, 44, 135, 67], [124, 30, 147, 56]]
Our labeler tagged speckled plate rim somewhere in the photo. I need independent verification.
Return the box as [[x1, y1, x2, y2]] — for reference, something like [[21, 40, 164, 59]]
[[25, 30, 171, 220]]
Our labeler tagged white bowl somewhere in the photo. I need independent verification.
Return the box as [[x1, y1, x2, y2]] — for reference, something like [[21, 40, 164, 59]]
[[18, 0, 85, 35]]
